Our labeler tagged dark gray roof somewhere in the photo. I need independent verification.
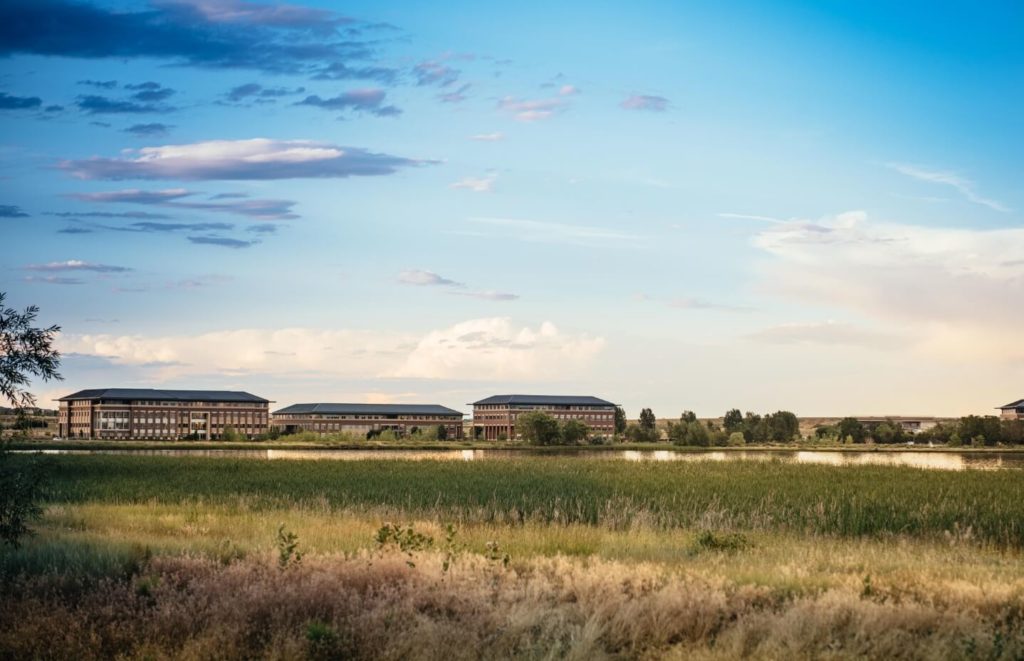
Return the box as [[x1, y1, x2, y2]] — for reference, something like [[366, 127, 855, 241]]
[[273, 403, 463, 416], [999, 399, 1024, 409], [59, 388, 269, 403], [471, 394, 615, 407]]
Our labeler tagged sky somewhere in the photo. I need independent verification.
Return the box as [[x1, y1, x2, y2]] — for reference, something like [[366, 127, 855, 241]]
[[1, 0, 1021, 418]]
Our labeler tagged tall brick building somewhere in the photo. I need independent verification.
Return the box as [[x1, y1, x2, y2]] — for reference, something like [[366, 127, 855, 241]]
[[57, 388, 270, 440], [471, 395, 616, 440]]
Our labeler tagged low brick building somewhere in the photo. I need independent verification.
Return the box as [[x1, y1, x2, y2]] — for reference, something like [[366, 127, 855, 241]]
[[471, 394, 616, 440], [272, 403, 464, 439], [998, 399, 1024, 420], [57, 388, 271, 440]]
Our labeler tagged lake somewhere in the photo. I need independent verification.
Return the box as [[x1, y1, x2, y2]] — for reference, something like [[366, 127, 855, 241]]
[[22, 447, 1024, 470]]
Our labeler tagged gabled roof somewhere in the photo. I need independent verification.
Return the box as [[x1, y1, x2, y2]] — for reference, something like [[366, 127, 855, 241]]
[[471, 394, 615, 407], [273, 403, 463, 416], [59, 388, 269, 403], [998, 399, 1024, 409]]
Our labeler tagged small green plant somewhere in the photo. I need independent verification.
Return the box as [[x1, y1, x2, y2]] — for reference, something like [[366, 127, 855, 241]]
[[375, 522, 433, 567], [276, 524, 302, 568], [484, 540, 510, 568], [305, 620, 338, 659], [693, 530, 751, 553]]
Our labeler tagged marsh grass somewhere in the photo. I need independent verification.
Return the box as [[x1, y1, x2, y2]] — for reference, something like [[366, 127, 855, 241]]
[[27, 455, 1024, 546], [3, 455, 1023, 658]]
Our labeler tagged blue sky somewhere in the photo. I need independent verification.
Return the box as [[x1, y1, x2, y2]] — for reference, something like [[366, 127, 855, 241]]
[[1, 0, 1021, 416]]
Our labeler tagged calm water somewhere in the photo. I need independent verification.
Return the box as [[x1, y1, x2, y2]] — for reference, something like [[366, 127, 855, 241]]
[[23, 447, 1024, 471]]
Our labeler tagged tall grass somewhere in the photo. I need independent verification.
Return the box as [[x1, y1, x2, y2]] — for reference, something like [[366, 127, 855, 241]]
[[23, 454, 1024, 546], [2, 550, 1021, 660]]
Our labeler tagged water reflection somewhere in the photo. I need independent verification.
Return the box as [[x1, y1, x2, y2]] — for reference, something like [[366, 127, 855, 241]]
[[15, 447, 1023, 470]]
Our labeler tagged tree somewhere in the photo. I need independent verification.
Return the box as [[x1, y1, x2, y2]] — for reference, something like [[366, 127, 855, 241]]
[[561, 419, 589, 444], [624, 423, 656, 443], [517, 412, 562, 446], [723, 409, 744, 433], [1, 293, 61, 548], [1, 293, 62, 409], [669, 419, 710, 447], [220, 425, 241, 442], [764, 411, 799, 442], [613, 406, 627, 435], [679, 410, 697, 424], [742, 412, 766, 443], [638, 408, 656, 432], [436, 424, 449, 441], [836, 417, 866, 444]]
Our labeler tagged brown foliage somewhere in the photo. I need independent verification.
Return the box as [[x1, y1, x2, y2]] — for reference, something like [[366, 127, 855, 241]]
[[2, 550, 1021, 659]]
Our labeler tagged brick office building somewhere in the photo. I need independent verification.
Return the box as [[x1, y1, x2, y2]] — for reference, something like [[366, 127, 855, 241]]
[[998, 399, 1024, 420], [471, 394, 616, 440], [272, 403, 464, 439], [57, 388, 271, 440]]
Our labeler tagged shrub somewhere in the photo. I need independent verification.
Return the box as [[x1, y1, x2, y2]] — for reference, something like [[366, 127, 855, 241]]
[[518, 412, 562, 446], [0, 446, 48, 548]]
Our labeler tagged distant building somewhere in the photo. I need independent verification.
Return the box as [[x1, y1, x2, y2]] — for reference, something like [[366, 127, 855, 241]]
[[998, 399, 1024, 420], [471, 394, 616, 440], [855, 417, 940, 433], [272, 403, 464, 439], [57, 388, 270, 440]]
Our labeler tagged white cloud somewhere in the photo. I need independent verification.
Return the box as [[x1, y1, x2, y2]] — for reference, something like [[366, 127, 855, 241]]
[[59, 138, 424, 180], [887, 163, 1009, 213], [24, 259, 131, 273], [753, 210, 1024, 361], [57, 318, 603, 383], [392, 318, 604, 380], [450, 173, 496, 192], [558, 84, 580, 96], [470, 132, 504, 142]]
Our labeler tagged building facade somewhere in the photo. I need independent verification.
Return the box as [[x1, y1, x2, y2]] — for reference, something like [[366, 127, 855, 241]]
[[57, 388, 270, 440], [471, 395, 617, 440], [272, 403, 464, 439], [998, 399, 1024, 420]]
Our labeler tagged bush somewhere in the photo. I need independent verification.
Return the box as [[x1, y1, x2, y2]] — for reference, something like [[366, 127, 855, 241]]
[[560, 419, 589, 445], [518, 412, 562, 446], [624, 423, 657, 443], [727, 432, 745, 447], [0, 446, 48, 548]]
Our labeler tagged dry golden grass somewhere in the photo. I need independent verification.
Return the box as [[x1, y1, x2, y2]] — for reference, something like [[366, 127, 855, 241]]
[[2, 548, 1021, 660]]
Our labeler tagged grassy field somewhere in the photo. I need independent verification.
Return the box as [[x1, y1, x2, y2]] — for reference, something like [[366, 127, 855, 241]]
[[2, 454, 1022, 659]]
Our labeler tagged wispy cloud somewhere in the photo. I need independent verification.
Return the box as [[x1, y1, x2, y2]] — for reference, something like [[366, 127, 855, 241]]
[[59, 138, 427, 181], [187, 235, 259, 249], [24, 259, 131, 273], [451, 290, 519, 301], [498, 96, 566, 121], [225, 83, 305, 103], [70, 187, 300, 220], [124, 123, 173, 137], [296, 88, 401, 117], [76, 94, 173, 114], [468, 217, 641, 246], [470, 132, 504, 142], [450, 173, 496, 193], [398, 269, 463, 287], [0, 204, 29, 218], [0, 0, 384, 75], [669, 297, 752, 312], [621, 94, 669, 112], [746, 320, 905, 350], [22, 275, 84, 285], [0, 92, 42, 110], [887, 163, 1009, 212]]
